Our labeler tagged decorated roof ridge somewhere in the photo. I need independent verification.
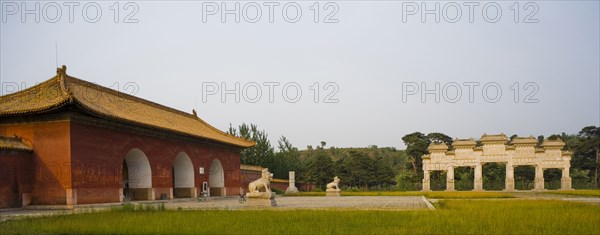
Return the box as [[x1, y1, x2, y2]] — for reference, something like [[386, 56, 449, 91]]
[[428, 142, 448, 151], [64, 74, 197, 120], [542, 138, 566, 148], [1, 73, 59, 100], [510, 135, 538, 145], [66, 71, 255, 148], [0, 135, 33, 152], [452, 138, 476, 146], [543, 138, 565, 142], [480, 133, 508, 142], [64, 74, 254, 146], [0, 66, 255, 148], [0, 74, 71, 116]]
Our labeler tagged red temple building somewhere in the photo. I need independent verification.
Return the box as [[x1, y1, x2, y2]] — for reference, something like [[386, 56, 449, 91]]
[[0, 66, 254, 208]]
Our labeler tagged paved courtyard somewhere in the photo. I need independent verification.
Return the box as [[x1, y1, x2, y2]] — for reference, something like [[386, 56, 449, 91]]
[[164, 196, 430, 210]]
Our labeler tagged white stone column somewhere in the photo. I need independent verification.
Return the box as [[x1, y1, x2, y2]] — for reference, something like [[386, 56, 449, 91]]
[[285, 171, 299, 193], [505, 163, 515, 191], [422, 171, 431, 191], [446, 167, 455, 191], [474, 164, 483, 191], [534, 165, 545, 191], [561, 165, 572, 190]]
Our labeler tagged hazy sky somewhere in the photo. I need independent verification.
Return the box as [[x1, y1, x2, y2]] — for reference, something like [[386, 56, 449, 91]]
[[1, 1, 598, 149]]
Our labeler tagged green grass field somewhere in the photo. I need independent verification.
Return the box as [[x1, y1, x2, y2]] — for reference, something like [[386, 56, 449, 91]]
[[286, 191, 514, 198], [544, 189, 600, 197], [2, 200, 598, 234]]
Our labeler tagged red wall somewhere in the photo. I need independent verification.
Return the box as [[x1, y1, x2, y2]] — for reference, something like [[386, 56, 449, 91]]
[[1, 117, 243, 206], [271, 181, 289, 192], [240, 169, 261, 192], [0, 152, 33, 208], [0, 121, 72, 205], [70, 121, 242, 204]]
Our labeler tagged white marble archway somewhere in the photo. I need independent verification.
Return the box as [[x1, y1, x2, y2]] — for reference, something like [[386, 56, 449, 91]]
[[422, 134, 572, 192], [209, 159, 225, 196], [172, 152, 195, 198], [122, 148, 153, 201]]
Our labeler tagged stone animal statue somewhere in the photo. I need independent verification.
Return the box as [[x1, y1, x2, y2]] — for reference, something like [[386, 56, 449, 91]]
[[248, 168, 273, 193], [326, 176, 341, 190]]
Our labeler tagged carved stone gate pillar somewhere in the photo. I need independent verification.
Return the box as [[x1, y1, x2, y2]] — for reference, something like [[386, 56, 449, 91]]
[[474, 164, 483, 191], [505, 163, 515, 191], [422, 171, 431, 191], [446, 167, 455, 191], [534, 165, 545, 191], [561, 166, 572, 190]]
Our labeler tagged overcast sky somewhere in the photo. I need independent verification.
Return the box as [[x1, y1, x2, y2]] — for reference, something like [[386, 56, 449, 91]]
[[1, 1, 598, 149]]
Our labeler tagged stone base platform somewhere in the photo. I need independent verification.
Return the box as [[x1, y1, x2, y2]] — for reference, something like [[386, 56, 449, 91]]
[[246, 192, 274, 199], [285, 186, 299, 194], [246, 198, 277, 207], [326, 189, 341, 197], [246, 192, 277, 207]]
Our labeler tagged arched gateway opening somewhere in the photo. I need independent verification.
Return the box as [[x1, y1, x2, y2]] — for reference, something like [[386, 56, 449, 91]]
[[454, 167, 474, 191], [122, 149, 153, 201], [544, 168, 562, 190], [209, 159, 225, 196], [514, 165, 535, 190], [172, 152, 195, 198]]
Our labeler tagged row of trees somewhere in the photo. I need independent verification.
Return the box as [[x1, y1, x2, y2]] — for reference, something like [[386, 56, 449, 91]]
[[227, 123, 302, 179], [227, 123, 403, 190], [301, 145, 399, 190], [229, 123, 600, 190]]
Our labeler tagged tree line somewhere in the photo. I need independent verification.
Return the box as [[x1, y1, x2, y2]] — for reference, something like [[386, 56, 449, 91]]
[[228, 123, 600, 191]]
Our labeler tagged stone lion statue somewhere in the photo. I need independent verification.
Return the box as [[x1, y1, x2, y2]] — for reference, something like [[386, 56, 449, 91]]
[[326, 176, 341, 190], [248, 168, 273, 193]]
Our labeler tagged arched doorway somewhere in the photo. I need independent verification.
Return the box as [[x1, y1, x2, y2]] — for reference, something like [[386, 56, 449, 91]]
[[544, 168, 562, 190], [209, 159, 225, 196], [483, 163, 506, 190], [122, 149, 153, 201], [454, 167, 474, 191], [172, 152, 195, 198], [514, 165, 535, 190]]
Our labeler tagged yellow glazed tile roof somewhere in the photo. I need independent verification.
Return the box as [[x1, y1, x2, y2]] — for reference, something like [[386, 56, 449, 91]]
[[240, 164, 264, 172], [0, 136, 32, 152], [271, 178, 289, 183], [0, 66, 255, 148]]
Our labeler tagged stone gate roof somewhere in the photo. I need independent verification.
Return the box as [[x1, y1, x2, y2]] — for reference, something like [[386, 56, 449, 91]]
[[0, 66, 255, 148], [480, 133, 508, 142]]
